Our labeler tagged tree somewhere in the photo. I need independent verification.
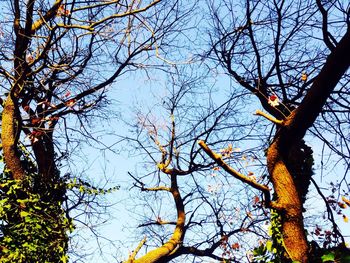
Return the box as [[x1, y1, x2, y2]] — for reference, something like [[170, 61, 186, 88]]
[[120, 0, 350, 262], [0, 0, 185, 261], [1, 0, 349, 262], [204, 0, 350, 262], [123, 66, 264, 262]]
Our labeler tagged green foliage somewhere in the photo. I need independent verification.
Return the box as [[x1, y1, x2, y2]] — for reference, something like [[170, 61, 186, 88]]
[[0, 144, 119, 262], [252, 210, 288, 263], [0, 144, 69, 262], [310, 244, 350, 263], [0, 175, 119, 262], [67, 177, 120, 195], [251, 210, 350, 263], [0, 178, 73, 263], [287, 141, 314, 210], [321, 252, 335, 262]]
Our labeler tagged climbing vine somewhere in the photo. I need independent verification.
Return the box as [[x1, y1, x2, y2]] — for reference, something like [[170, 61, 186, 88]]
[[252, 210, 288, 263], [0, 146, 119, 262], [0, 176, 72, 262], [252, 210, 350, 263]]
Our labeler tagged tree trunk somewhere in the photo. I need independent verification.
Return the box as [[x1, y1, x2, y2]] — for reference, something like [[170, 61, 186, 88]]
[[267, 140, 309, 263], [1, 95, 25, 180]]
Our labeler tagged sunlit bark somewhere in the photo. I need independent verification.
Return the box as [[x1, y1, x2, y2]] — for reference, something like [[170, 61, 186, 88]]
[[266, 28, 350, 262], [2, 96, 25, 180]]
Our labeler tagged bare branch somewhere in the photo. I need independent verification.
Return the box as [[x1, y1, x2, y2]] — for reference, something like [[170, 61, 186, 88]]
[[198, 140, 271, 206], [255, 110, 284, 125]]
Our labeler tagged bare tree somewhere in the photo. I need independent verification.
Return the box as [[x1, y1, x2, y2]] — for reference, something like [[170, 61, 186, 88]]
[[122, 1, 350, 262], [122, 66, 272, 262], [204, 0, 350, 262], [1, 1, 349, 262], [0, 0, 186, 261]]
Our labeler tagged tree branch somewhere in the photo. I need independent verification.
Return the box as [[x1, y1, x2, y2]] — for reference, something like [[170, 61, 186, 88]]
[[198, 140, 271, 207], [282, 28, 350, 146], [255, 110, 284, 125]]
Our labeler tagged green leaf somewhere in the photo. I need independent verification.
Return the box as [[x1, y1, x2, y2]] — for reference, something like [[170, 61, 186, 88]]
[[321, 252, 335, 262], [20, 211, 30, 218], [266, 240, 273, 252]]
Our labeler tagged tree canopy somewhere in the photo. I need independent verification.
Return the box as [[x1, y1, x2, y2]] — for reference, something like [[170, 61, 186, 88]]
[[0, 0, 350, 263]]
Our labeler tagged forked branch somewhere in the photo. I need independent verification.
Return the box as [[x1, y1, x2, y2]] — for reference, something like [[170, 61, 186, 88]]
[[198, 140, 271, 207]]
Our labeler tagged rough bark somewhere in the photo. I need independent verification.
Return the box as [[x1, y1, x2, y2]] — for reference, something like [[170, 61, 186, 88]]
[[267, 141, 309, 262], [1, 0, 30, 180], [266, 28, 350, 262], [1, 95, 25, 180]]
